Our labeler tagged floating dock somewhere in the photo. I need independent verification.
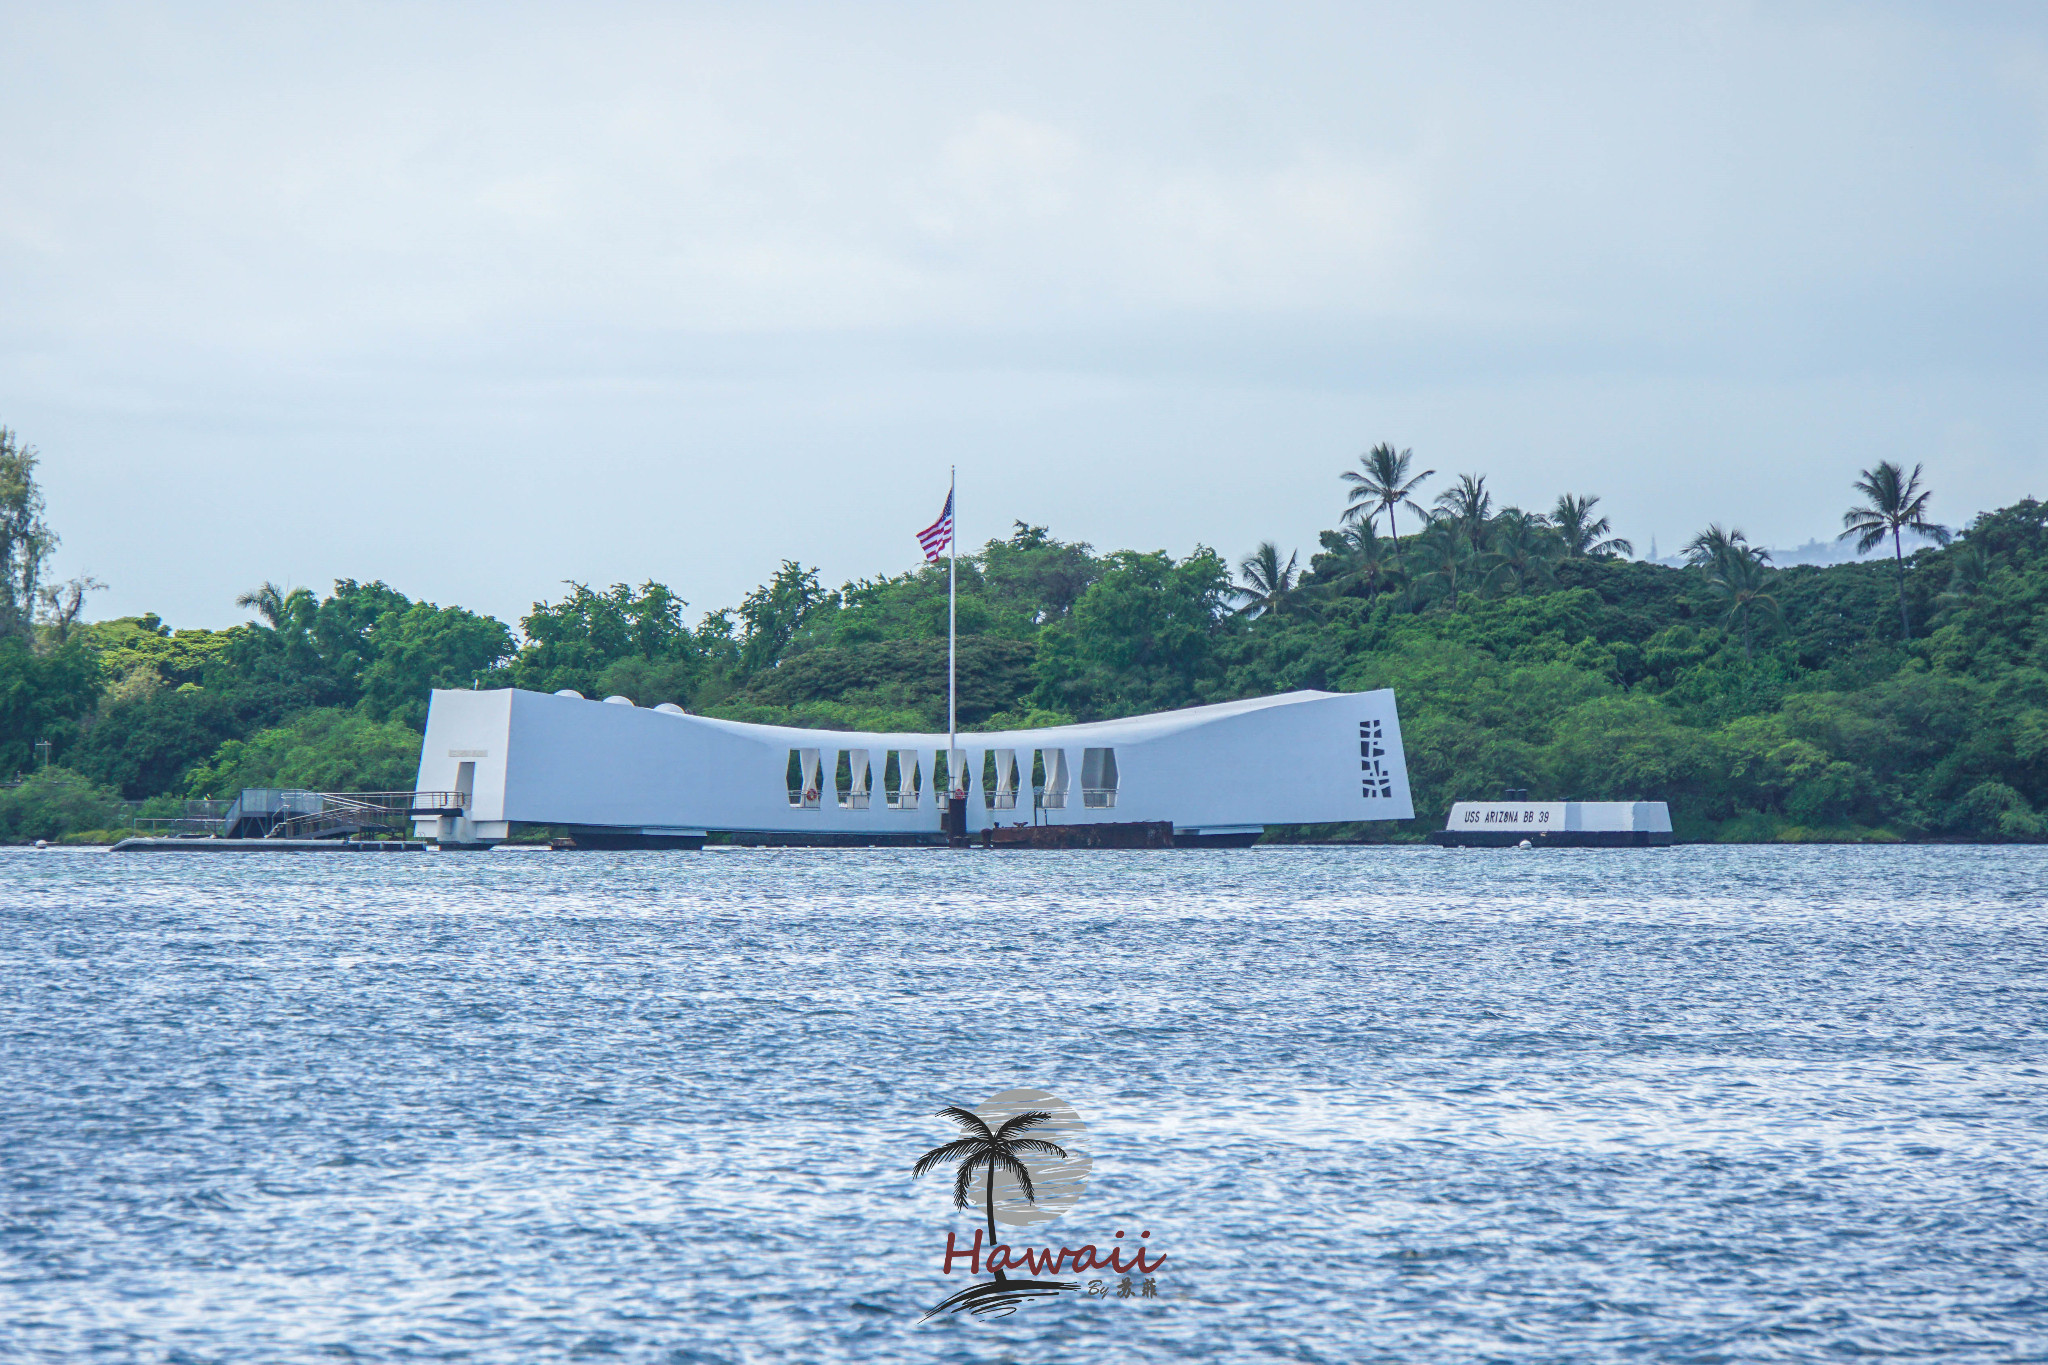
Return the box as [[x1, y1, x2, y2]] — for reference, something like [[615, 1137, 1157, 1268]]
[[1430, 800, 1672, 848]]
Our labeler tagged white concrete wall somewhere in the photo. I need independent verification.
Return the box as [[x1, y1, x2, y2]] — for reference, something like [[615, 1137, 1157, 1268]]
[[1443, 801, 1673, 833], [415, 687, 1414, 838]]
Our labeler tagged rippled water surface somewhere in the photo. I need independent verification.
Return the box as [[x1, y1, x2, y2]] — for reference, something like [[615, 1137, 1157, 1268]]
[[2, 845, 2045, 1363]]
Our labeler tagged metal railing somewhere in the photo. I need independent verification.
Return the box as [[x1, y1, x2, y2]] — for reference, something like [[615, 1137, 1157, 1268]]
[[267, 791, 468, 841], [121, 792, 466, 840], [132, 815, 232, 835], [129, 799, 231, 836]]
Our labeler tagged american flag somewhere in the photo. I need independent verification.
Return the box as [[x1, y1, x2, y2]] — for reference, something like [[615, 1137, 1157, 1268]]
[[916, 490, 954, 562]]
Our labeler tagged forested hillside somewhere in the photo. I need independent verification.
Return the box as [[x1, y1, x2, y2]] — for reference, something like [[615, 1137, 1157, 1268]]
[[2, 424, 2043, 842]]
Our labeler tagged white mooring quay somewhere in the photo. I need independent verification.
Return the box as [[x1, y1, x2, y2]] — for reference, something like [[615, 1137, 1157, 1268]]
[[412, 686, 1414, 847]]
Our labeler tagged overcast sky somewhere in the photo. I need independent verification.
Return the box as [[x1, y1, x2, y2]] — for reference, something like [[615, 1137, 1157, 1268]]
[[4, 1, 2043, 629]]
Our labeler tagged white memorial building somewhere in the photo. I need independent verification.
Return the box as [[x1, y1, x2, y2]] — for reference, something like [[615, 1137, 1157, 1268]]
[[412, 686, 1414, 847]]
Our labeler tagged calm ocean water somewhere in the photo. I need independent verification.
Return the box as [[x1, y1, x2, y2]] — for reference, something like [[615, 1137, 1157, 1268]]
[[1, 845, 2044, 1363]]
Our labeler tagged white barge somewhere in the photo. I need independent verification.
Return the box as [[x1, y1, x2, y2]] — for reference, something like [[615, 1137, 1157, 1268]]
[[1430, 798, 1673, 848], [412, 686, 1415, 847]]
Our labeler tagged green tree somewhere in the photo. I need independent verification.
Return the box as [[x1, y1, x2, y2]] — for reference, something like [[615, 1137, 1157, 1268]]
[[182, 707, 425, 795], [1341, 443, 1434, 542], [0, 767, 127, 842], [1317, 520, 1401, 599], [1949, 781, 2046, 840], [359, 602, 516, 728], [1234, 542, 1299, 618], [309, 580, 415, 687], [76, 616, 235, 705], [1433, 474, 1494, 544], [738, 561, 825, 674], [0, 638, 104, 773], [1032, 548, 1234, 718], [1683, 524, 1754, 576], [0, 428, 56, 641], [805, 561, 999, 648], [1484, 509, 1562, 596], [734, 635, 1037, 728], [1840, 460, 1952, 639], [980, 523, 1099, 624], [37, 575, 105, 646], [1932, 542, 1993, 624], [1551, 493, 1634, 559], [219, 583, 341, 708], [512, 581, 700, 697], [234, 581, 292, 628], [68, 580, 456, 797], [1703, 542, 1784, 661], [67, 687, 244, 799], [69, 687, 245, 794], [1546, 694, 1730, 816], [1405, 518, 1495, 613]]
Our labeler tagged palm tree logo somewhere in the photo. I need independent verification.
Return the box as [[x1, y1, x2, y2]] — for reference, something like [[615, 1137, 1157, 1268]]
[[914, 1105, 1070, 1278], [913, 1089, 1092, 1319]]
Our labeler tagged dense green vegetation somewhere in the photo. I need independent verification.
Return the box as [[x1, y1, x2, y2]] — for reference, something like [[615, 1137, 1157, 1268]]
[[2, 420, 2043, 842]]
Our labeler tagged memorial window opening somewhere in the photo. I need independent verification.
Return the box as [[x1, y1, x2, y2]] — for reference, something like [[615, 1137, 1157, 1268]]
[[1036, 748, 1070, 810], [786, 749, 822, 809], [840, 749, 870, 809], [1081, 747, 1119, 808], [885, 750, 921, 809], [983, 749, 1018, 810]]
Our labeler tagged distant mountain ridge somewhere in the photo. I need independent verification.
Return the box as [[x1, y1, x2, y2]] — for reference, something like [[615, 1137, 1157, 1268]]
[[1646, 532, 1947, 571]]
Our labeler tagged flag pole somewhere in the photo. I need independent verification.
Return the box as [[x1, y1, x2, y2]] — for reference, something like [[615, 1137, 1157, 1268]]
[[947, 465, 957, 783]]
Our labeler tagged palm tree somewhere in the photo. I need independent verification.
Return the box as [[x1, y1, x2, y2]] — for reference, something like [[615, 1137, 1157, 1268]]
[[1840, 461, 1952, 639], [37, 574, 105, 645], [1703, 543, 1783, 661], [1405, 518, 1495, 613], [1434, 474, 1494, 544], [1682, 524, 1759, 576], [913, 1106, 1069, 1280], [1234, 542, 1299, 618], [1485, 508, 1562, 596], [235, 581, 291, 629], [1341, 443, 1434, 543], [1551, 493, 1634, 559], [1933, 542, 1992, 624], [1322, 520, 1401, 599]]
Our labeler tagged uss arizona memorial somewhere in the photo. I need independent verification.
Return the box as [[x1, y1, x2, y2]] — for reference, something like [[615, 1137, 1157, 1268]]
[[411, 685, 1415, 847], [387, 483, 1670, 852]]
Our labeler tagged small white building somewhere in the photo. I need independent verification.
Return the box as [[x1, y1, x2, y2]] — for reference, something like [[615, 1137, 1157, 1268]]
[[413, 686, 1413, 846]]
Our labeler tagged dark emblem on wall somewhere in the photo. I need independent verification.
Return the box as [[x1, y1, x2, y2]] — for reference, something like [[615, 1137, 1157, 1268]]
[[1360, 719, 1393, 799]]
